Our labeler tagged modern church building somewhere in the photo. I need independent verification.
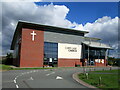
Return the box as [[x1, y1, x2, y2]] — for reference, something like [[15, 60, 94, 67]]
[[11, 21, 111, 67]]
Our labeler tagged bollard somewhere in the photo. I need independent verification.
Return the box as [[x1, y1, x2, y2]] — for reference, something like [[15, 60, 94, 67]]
[[83, 68, 86, 74], [86, 73, 88, 79], [99, 76, 101, 85], [83, 68, 85, 73], [110, 67, 112, 70]]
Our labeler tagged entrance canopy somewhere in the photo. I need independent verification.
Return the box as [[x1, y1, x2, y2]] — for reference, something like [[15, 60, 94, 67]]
[[82, 41, 112, 49]]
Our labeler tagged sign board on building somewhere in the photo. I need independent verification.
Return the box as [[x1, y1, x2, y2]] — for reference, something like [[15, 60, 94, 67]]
[[58, 43, 82, 59], [95, 59, 104, 63], [49, 58, 52, 62]]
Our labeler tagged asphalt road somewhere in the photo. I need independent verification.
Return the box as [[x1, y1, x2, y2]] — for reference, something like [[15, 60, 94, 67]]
[[2, 67, 118, 89]]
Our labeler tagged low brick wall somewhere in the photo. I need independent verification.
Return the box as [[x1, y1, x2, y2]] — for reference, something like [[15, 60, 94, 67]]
[[58, 58, 82, 67]]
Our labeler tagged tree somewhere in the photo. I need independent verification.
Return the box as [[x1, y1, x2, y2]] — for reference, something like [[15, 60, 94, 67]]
[[4, 53, 13, 65], [108, 57, 120, 66], [6, 53, 13, 59]]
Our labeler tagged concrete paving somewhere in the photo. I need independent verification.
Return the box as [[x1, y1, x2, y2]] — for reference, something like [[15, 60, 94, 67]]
[[2, 67, 118, 88]]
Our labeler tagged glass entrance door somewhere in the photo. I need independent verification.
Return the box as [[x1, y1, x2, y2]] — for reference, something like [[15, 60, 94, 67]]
[[88, 58, 95, 66], [44, 42, 58, 67]]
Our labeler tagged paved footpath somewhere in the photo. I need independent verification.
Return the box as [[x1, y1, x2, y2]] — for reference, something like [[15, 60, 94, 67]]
[[2, 67, 118, 88]]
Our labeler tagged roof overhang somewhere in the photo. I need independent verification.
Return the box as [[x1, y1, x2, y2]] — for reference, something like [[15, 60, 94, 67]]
[[82, 41, 113, 49], [18, 20, 89, 33], [84, 37, 101, 41]]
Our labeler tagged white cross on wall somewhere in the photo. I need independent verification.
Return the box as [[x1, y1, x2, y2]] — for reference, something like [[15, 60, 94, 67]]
[[30, 31, 36, 41]]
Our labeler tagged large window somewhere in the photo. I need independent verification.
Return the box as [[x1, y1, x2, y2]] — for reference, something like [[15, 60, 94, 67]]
[[84, 46, 106, 59], [44, 42, 58, 66]]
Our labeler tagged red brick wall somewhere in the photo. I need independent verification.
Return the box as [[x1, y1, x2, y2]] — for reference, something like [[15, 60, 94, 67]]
[[58, 58, 82, 67], [20, 28, 44, 67], [95, 59, 106, 67]]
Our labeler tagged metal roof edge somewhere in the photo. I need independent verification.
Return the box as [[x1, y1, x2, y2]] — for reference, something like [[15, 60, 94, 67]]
[[18, 20, 89, 33], [84, 37, 101, 40], [10, 22, 22, 50], [82, 41, 112, 49]]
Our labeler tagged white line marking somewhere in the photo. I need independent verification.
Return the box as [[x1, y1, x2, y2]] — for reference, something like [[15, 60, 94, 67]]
[[46, 72, 55, 76], [30, 77, 33, 80], [19, 74, 22, 76], [14, 80, 16, 83], [21, 73, 25, 75], [14, 70, 39, 88], [27, 72, 29, 74], [16, 76, 19, 78], [46, 74, 50, 76], [51, 72, 55, 74], [44, 70, 48, 71], [16, 85, 19, 88], [56, 76, 63, 80]]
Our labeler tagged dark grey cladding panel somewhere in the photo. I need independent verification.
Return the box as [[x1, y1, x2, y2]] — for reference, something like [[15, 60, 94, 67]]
[[44, 31, 85, 44]]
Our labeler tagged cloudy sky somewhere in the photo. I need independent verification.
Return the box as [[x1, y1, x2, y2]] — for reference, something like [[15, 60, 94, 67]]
[[1, 1, 119, 57]]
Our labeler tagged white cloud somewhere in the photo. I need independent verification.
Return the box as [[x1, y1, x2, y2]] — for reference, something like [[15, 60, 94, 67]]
[[74, 16, 119, 57], [1, 2, 119, 58], [74, 16, 118, 41], [74, 16, 118, 43], [84, 16, 118, 44], [95, 16, 112, 23], [72, 22, 85, 31], [1, 0, 42, 2], [2, 2, 74, 55]]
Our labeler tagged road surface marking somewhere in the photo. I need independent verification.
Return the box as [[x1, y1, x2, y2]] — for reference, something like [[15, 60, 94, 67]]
[[30, 77, 33, 80], [51, 72, 55, 74], [46, 74, 50, 76], [33, 70, 36, 72], [46, 72, 55, 76], [44, 70, 48, 71], [28, 77, 34, 80], [30, 71, 33, 73], [21, 73, 25, 75], [56, 76, 63, 80], [19, 74, 22, 76], [13, 70, 41, 88], [14, 80, 16, 83], [16, 85, 19, 88], [27, 72, 29, 74], [16, 76, 19, 78]]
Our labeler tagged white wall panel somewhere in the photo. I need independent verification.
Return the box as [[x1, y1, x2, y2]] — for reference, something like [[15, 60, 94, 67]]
[[58, 43, 82, 59]]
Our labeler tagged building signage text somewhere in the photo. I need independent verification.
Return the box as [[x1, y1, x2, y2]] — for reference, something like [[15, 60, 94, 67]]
[[65, 47, 77, 52]]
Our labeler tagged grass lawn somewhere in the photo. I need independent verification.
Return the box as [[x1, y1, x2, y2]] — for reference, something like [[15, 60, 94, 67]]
[[78, 69, 120, 89], [0, 64, 13, 70], [0, 64, 58, 70], [0, 64, 77, 71]]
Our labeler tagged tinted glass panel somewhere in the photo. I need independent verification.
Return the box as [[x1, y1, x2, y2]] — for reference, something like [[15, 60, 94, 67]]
[[44, 42, 58, 67]]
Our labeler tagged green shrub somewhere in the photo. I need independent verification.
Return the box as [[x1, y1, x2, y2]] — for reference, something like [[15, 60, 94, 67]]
[[108, 60, 113, 65], [2, 53, 13, 65], [75, 64, 80, 67]]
